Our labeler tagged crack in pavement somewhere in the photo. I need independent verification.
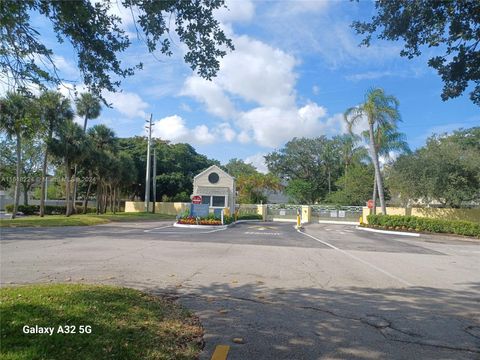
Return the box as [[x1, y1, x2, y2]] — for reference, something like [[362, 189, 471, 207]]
[[160, 290, 480, 355]]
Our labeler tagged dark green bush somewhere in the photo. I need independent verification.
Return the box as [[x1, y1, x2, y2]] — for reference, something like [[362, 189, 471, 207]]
[[237, 214, 262, 220], [5, 204, 96, 215], [367, 214, 480, 238], [5, 204, 38, 215]]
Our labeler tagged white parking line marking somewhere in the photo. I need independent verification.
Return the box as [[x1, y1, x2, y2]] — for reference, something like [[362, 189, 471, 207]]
[[297, 228, 413, 287], [245, 232, 281, 236], [143, 225, 173, 233]]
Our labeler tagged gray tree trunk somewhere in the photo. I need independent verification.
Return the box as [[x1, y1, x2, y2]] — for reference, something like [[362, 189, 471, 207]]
[[368, 121, 387, 214], [65, 162, 72, 217], [40, 127, 52, 217], [372, 172, 377, 215], [83, 176, 92, 214], [12, 135, 22, 219]]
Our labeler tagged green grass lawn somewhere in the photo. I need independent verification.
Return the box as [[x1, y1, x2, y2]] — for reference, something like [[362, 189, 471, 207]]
[[0, 284, 203, 360], [0, 212, 176, 228]]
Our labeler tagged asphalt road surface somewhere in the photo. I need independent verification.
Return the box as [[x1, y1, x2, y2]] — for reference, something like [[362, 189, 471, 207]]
[[1, 221, 479, 359]]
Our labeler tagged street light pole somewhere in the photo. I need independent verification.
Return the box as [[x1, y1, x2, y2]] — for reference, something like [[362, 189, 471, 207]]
[[144, 114, 152, 213]]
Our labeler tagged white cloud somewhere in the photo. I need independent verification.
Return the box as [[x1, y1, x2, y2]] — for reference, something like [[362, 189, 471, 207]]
[[215, 0, 255, 24], [274, 0, 330, 15], [312, 85, 320, 95], [53, 56, 78, 79], [181, 77, 236, 119], [180, 31, 351, 148], [236, 103, 343, 148], [182, 34, 298, 116], [151, 115, 236, 145], [217, 35, 298, 108], [245, 153, 268, 174], [103, 91, 148, 119]]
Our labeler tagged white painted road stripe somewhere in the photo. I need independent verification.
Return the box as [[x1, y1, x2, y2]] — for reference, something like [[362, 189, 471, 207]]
[[143, 225, 173, 233], [297, 228, 413, 287]]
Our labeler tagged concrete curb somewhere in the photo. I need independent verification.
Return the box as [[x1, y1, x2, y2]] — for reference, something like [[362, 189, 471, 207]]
[[356, 226, 420, 237], [173, 222, 228, 230], [318, 220, 359, 225]]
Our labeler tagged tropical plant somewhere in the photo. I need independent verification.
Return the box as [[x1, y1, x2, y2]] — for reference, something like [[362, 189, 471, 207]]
[[75, 93, 101, 132], [344, 88, 401, 214], [363, 123, 410, 213], [37, 91, 74, 216], [0, 92, 36, 218], [87, 125, 117, 214], [48, 120, 87, 216]]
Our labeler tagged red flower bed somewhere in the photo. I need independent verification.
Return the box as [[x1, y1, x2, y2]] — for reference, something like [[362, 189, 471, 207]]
[[177, 216, 222, 226]]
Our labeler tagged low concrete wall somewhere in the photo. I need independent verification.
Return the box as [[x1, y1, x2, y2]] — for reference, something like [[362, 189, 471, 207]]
[[362, 207, 480, 224], [125, 201, 190, 215]]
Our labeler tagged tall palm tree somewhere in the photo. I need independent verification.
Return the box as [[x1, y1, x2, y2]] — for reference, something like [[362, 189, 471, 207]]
[[363, 124, 410, 214], [37, 91, 74, 216], [73, 93, 101, 207], [0, 92, 35, 218], [344, 88, 401, 214], [75, 93, 101, 132], [87, 125, 117, 214], [48, 120, 87, 216]]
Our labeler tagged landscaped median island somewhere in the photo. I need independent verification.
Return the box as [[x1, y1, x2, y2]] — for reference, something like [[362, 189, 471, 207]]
[[363, 214, 480, 238], [0, 284, 204, 360], [176, 212, 262, 226], [0, 212, 176, 228]]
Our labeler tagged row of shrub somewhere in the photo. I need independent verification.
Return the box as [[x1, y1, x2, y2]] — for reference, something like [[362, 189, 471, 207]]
[[177, 213, 236, 226], [366, 214, 480, 238], [236, 214, 262, 220], [5, 204, 97, 216]]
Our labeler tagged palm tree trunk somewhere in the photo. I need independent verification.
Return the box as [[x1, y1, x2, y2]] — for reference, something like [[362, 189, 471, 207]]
[[72, 165, 78, 213], [83, 176, 93, 214], [96, 180, 101, 214], [65, 162, 72, 217], [83, 114, 88, 132], [39, 141, 49, 217], [12, 135, 22, 219], [372, 172, 377, 215], [368, 122, 387, 214]]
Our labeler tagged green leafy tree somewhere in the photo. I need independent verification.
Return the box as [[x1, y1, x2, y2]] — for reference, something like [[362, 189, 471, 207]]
[[344, 88, 401, 214], [388, 127, 480, 207], [0, 92, 36, 218], [48, 120, 87, 216], [0, 0, 233, 97], [87, 125, 117, 214], [333, 133, 368, 194], [352, 1, 480, 105], [37, 91, 74, 216], [236, 173, 281, 204], [224, 159, 257, 178], [266, 137, 336, 203], [326, 164, 374, 206]]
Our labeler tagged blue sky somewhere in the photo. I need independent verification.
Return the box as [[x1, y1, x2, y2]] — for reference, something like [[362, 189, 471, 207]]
[[26, 0, 479, 171]]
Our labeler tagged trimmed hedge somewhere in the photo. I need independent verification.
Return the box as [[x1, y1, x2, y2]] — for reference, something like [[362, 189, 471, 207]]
[[237, 214, 262, 220], [366, 214, 480, 238], [5, 204, 97, 215]]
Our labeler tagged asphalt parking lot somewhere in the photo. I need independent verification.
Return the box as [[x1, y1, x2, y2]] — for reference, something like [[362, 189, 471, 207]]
[[1, 221, 479, 359]]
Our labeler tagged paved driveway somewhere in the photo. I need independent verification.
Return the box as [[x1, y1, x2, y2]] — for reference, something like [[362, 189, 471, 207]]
[[1, 221, 479, 359]]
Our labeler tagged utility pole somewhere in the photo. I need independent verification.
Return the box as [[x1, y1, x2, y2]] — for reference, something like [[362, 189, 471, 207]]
[[144, 114, 152, 213], [152, 148, 157, 214]]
